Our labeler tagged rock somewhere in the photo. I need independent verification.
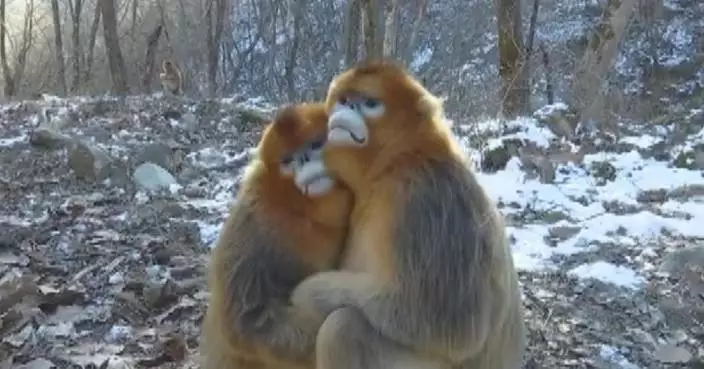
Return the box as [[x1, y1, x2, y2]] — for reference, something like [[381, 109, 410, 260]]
[[28, 127, 72, 149], [668, 184, 704, 200], [653, 342, 692, 363], [143, 279, 179, 309], [28, 109, 74, 149], [547, 225, 581, 242], [694, 151, 704, 170], [481, 139, 524, 172], [162, 109, 182, 120], [132, 162, 179, 192], [602, 200, 640, 215], [589, 161, 617, 185], [640, 140, 670, 161], [236, 108, 268, 127], [15, 358, 55, 369], [636, 189, 668, 203], [518, 147, 556, 184], [660, 246, 704, 275], [533, 103, 578, 139], [135, 142, 179, 172], [181, 112, 198, 127], [672, 145, 704, 169], [67, 140, 115, 181], [535, 157, 556, 184]]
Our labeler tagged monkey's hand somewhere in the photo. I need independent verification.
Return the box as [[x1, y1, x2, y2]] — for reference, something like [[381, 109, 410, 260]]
[[290, 271, 381, 319]]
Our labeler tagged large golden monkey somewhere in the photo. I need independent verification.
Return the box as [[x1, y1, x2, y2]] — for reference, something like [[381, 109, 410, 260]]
[[200, 103, 354, 369], [291, 60, 526, 369]]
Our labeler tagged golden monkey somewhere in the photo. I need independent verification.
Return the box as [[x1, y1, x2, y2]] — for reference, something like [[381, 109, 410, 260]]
[[291, 60, 526, 369], [159, 59, 183, 96], [200, 103, 354, 369]]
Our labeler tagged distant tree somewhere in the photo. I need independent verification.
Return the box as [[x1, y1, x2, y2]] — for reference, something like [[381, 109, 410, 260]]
[[83, 1, 101, 87], [100, 0, 129, 94], [0, 0, 35, 99], [285, 0, 307, 101], [362, 0, 384, 60], [403, 0, 428, 65], [569, 0, 637, 124], [50, 0, 68, 96], [68, 0, 84, 92], [206, 0, 229, 97], [495, 0, 530, 119], [343, 0, 362, 67], [383, 0, 400, 58]]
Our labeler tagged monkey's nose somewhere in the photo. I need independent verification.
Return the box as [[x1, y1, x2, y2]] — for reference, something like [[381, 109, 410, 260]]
[[298, 153, 309, 165]]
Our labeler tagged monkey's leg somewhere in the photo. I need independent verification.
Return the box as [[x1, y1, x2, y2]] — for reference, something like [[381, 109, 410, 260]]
[[316, 307, 449, 369]]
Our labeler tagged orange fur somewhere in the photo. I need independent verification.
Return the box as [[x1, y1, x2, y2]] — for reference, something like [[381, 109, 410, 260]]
[[201, 102, 353, 369], [323, 61, 461, 276], [290, 60, 524, 369]]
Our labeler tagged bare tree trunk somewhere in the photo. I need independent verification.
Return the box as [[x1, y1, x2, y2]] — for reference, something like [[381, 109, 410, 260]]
[[285, 0, 306, 101], [206, 0, 228, 97], [524, 0, 540, 95], [99, 0, 129, 94], [404, 0, 428, 65], [84, 2, 101, 85], [495, 0, 530, 118], [569, 0, 637, 123], [50, 0, 68, 96], [361, 0, 384, 60], [383, 0, 400, 58], [0, 0, 14, 98], [141, 25, 163, 93], [131, 0, 139, 35], [343, 0, 361, 67], [69, 0, 84, 92], [539, 42, 554, 104], [14, 0, 35, 94]]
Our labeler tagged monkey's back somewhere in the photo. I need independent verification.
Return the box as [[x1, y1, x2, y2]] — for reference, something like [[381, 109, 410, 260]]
[[201, 170, 353, 369]]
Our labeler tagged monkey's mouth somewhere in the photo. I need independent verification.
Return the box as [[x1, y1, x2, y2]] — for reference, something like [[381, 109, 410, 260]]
[[294, 161, 334, 197], [301, 175, 334, 197], [328, 124, 366, 144]]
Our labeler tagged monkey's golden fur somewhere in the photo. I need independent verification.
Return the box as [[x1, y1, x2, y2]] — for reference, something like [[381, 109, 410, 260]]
[[200, 103, 353, 369], [291, 61, 526, 369], [159, 59, 182, 96]]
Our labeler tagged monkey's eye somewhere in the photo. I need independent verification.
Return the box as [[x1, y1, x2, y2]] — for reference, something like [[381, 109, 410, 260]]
[[362, 98, 380, 109], [359, 97, 385, 119], [281, 155, 294, 165], [338, 96, 349, 105]]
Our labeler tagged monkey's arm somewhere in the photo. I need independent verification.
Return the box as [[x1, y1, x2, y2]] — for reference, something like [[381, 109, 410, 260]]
[[223, 247, 326, 362], [293, 167, 506, 361], [290, 271, 383, 318], [210, 208, 326, 363]]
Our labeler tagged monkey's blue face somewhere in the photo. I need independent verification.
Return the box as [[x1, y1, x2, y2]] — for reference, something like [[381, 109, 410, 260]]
[[281, 137, 334, 197], [326, 93, 385, 148]]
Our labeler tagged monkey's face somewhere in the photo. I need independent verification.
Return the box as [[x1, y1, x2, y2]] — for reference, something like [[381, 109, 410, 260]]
[[258, 104, 336, 197], [323, 60, 441, 154], [283, 137, 334, 197]]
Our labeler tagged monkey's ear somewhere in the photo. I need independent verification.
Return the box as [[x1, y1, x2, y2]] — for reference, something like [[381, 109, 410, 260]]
[[417, 93, 443, 120]]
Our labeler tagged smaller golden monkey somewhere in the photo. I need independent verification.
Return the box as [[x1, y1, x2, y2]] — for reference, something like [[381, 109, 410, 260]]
[[200, 102, 354, 369], [159, 59, 182, 96]]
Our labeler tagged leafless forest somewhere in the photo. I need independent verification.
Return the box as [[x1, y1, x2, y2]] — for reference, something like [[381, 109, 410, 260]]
[[1, 0, 701, 122]]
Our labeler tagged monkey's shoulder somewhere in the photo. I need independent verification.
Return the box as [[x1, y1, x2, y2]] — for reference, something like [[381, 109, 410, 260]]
[[394, 158, 505, 259]]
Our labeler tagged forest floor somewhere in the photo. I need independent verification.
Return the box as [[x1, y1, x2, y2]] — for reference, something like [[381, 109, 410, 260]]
[[0, 94, 703, 369]]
